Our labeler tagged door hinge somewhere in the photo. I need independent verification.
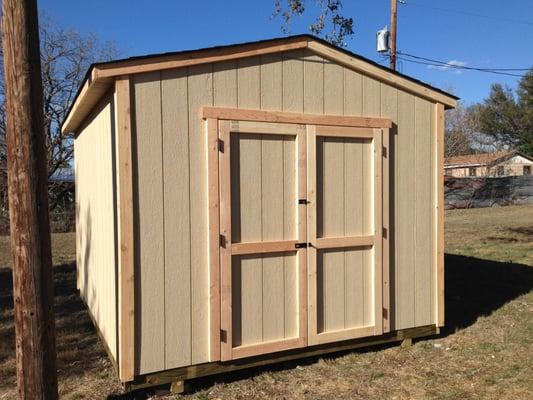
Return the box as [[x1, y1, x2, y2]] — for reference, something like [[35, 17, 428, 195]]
[[220, 329, 227, 343], [295, 242, 309, 249], [382, 146, 387, 158], [383, 308, 389, 319], [217, 138, 224, 153], [219, 234, 226, 248], [383, 227, 388, 239]]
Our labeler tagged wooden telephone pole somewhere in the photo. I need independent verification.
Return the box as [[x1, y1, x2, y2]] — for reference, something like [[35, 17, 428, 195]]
[[390, 0, 398, 70], [1, 0, 58, 399]]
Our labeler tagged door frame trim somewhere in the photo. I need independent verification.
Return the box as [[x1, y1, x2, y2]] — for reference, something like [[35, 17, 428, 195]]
[[207, 111, 391, 361], [201, 106, 392, 128]]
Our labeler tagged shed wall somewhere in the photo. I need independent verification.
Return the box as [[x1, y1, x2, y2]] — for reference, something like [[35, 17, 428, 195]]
[[75, 91, 118, 361], [131, 49, 437, 374]]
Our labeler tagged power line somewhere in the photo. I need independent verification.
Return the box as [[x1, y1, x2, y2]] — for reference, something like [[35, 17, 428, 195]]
[[398, 52, 530, 72], [398, 51, 528, 78], [403, 0, 533, 27]]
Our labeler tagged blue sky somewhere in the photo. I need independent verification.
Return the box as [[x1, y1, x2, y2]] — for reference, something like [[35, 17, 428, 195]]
[[39, 0, 533, 104]]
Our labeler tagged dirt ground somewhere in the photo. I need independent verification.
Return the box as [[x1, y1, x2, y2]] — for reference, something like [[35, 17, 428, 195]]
[[0, 205, 532, 399]]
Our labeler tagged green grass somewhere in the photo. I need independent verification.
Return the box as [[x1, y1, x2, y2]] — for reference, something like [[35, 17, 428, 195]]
[[445, 204, 533, 265], [0, 205, 532, 399]]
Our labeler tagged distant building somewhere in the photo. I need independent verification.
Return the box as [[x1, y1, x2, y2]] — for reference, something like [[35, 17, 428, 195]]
[[445, 151, 533, 177]]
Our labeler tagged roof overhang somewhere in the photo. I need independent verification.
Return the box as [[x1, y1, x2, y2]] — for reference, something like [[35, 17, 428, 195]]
[[61, 35, 458, 134]]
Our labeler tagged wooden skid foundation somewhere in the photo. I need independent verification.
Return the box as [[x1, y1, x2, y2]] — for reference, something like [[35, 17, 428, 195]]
[[126, 325, 438, 392]]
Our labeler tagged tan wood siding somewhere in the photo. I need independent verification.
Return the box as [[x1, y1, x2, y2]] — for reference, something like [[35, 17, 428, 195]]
[[187, 64, 214, 365], [414, 98, 434, 326], [132, 72, 165, 374], [129, 51, 439, 373], [161, 68, 191, 369], [75, 92, 118, 362], [395, 91, 416, 329]]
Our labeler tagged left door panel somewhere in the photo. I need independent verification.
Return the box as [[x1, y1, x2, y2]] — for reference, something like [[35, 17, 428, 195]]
[[218, 120, 308, 361]]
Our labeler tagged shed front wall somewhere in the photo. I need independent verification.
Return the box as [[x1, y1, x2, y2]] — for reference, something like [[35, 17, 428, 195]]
[[131, 49, 437, 375], [75, 91, 118, 361]]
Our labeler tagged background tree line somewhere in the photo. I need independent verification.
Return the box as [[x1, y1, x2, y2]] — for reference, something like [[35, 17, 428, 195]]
[[0, 15, 117, 233], [446, 70, 533, 158]]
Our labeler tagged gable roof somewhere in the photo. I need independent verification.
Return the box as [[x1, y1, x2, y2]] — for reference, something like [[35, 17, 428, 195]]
[[61, 34, 459, 134], [445, 151, 533, 168]]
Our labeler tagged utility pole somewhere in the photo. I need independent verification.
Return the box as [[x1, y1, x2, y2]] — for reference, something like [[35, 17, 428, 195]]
[[390, 0, 398, 70], [1, 1, 58, 399]]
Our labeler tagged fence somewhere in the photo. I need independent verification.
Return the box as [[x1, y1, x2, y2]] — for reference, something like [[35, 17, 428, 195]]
[[445, 175, 533, 209], [0, 210, 75, 235]]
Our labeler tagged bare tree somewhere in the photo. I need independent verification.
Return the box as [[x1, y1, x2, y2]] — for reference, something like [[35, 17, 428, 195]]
[[445, 102, 476, 158], [273, 0, 354, 46], [0, 15, 118, 227]]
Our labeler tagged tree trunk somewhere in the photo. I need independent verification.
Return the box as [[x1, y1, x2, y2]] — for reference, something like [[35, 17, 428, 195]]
[[1, 1, 58, 399]]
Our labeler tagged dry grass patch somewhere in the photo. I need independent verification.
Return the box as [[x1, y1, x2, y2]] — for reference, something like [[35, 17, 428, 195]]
[[0, 205, 532, 399], [445, 204, 533, 265], [0, 232, 75, 268]]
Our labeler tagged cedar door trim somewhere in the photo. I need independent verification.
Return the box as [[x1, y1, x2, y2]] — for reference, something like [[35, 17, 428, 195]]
[[201, 107, 392, 129]]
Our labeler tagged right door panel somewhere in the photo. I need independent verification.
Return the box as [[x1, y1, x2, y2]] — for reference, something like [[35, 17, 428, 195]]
[[307, 125, 384, 345]]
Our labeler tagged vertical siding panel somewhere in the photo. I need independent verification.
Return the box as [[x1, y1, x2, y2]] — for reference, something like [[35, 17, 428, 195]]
[[303, 51, 324, 114], [430, 104, 437, 325], [414, 98, 432, 326], [321, 139, 345, 331], [188, 64, 213, 364], [133, 72, 165, 373], [77, 97, 118, 358], [323, 61, 345, 330], [324, 61, 344, 115], [102, 101, 116, 357], [362, 77, 381, 117], [161, 68, 191, 368], [260, 54, 282, 111], [261, 136, 285, 341], [282, 50, 304, 113], [214, 60, 238, 107], [344, 68, 363, 116], [234, 135, 262, 345], [344, 139, 365, 328], [282, 50, 303, 337], [396, 91, 416, 329], [237, 58, 263, 345], [238, 57, 261, 108], [362, 142, 373, 326]]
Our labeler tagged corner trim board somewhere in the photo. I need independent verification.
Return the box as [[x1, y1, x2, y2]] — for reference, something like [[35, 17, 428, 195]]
[[207, 118, 221, 361], [434, 103, 445, 327], [116, 75, 135, 382]]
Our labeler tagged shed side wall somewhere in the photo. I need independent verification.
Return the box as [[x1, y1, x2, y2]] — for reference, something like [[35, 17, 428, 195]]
[[75, 91, 118, 361], [131, 49, 437, 374]]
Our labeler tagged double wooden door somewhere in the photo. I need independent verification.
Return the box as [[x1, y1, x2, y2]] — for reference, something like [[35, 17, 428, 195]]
[[216, 118, 386, 361]]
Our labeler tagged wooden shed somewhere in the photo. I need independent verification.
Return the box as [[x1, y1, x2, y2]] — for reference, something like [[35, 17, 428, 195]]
[[62, 35, 457, 390]]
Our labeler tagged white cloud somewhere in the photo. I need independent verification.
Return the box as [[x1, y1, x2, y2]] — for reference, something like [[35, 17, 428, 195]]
[[428, 60, 467, 74]]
